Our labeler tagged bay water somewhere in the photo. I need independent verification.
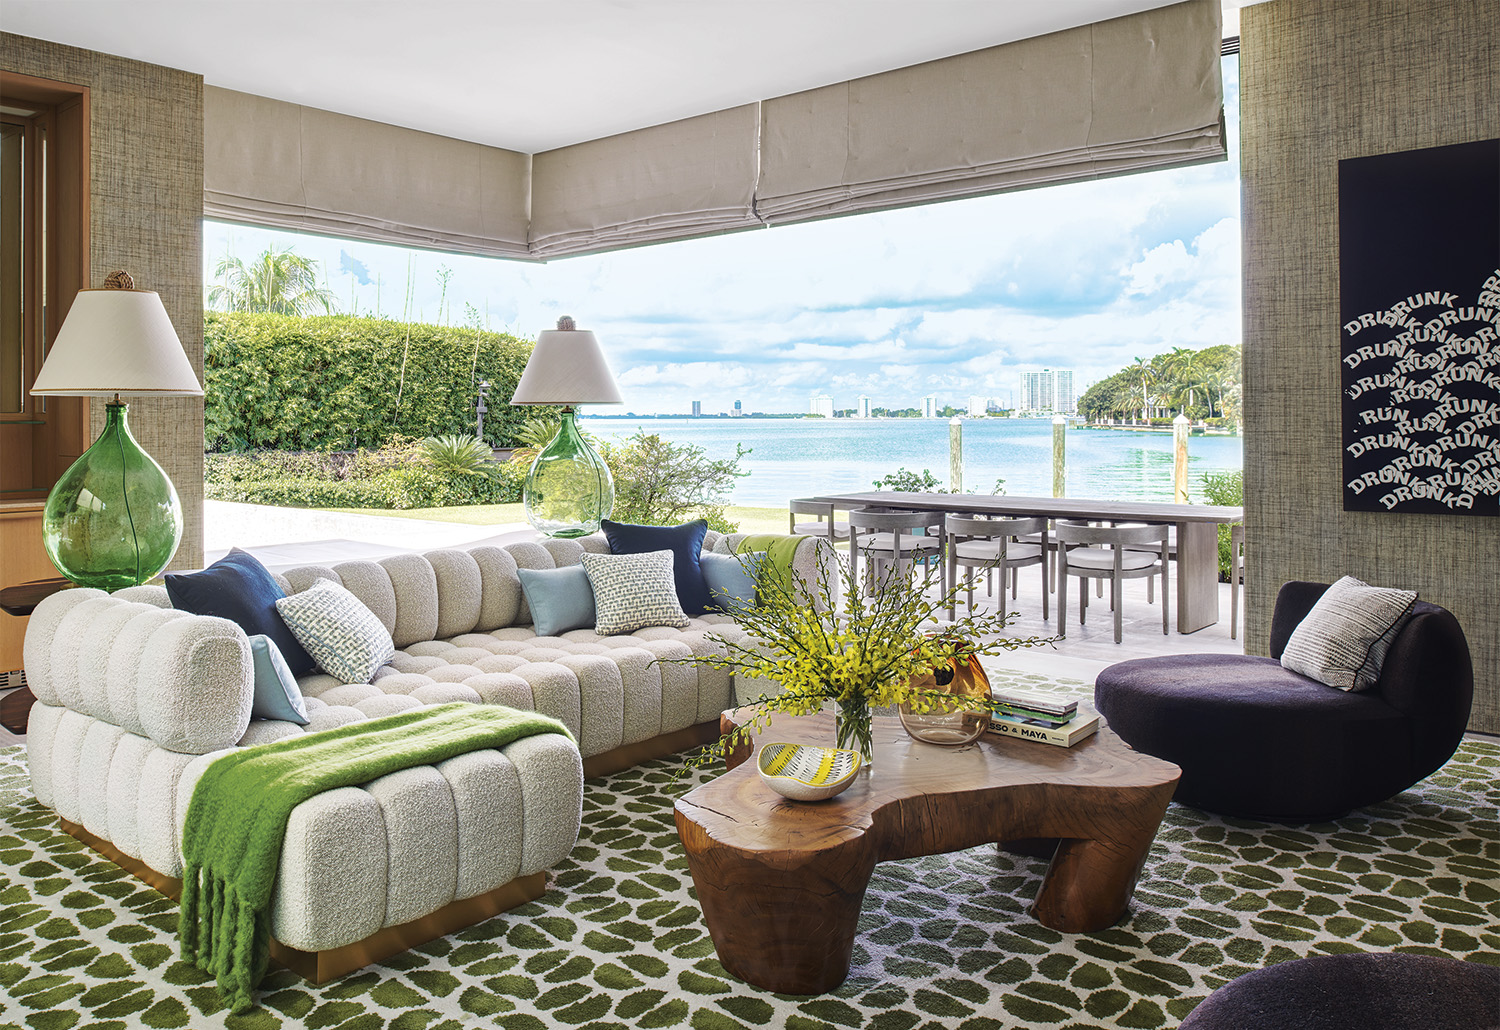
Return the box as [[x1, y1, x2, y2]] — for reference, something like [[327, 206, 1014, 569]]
[[580, 417, 1242, 507]]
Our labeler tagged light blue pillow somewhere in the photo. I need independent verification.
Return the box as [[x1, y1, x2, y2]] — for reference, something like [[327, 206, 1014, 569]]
[[517, 565, 597, 637], [701, 551, 763, 611], [247, 634, 310, 725]]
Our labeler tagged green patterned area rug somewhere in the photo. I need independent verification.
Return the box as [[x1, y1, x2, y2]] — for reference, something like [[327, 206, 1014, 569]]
[[2, 673, 1497, 1030]]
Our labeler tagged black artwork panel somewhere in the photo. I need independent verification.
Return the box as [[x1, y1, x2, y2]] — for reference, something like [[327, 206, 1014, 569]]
[[1338, 139, 1500, 516]]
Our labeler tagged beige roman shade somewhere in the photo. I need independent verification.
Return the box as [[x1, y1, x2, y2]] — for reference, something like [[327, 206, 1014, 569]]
[[203, 0, 1224, 261], [204, 87, 532, 259], [755, 0, 1225, 225], [528, 104, 761, 260]]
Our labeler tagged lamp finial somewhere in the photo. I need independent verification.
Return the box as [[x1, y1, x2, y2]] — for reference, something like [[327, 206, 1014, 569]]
[[103, 270, 134, 290], [556, 315, 576, 331]]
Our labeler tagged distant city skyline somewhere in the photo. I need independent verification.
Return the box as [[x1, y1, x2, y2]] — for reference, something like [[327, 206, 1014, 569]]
[[204, 61, 1239, 417]]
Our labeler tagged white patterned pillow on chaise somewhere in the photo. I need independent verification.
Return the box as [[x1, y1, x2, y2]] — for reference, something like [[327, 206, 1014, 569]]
[[579, 549, 690, 635], [275, 579, 396, 684], [1280, 575, 1416, 691]]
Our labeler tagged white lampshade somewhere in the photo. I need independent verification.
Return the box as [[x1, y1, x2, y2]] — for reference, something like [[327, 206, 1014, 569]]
[[510, 316, 623, 406], [31, 282, 203, 398]]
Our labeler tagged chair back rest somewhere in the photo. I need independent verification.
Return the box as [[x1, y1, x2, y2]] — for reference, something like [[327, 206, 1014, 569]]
[[944, 514, 1047, 539], [847, 508, 944, 532], [789, 499, 835, 518], [1053, 521, 1167, 548]]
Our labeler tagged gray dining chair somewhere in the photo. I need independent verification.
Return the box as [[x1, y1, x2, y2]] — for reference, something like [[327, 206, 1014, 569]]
[[788, 499, 849, 541], [944, 514, 1049, 620], [847, 508, 944, 595], [1055, 521, 1169, 643]]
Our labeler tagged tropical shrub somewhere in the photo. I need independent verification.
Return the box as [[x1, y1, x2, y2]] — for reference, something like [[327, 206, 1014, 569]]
[[599, 431, 746, 532], [203, 439, 525, 510], [204, 311, 554, 452], [1199, 469, 1244, 580]]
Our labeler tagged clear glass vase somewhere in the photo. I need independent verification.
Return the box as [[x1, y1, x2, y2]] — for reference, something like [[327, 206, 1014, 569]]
[[43, 402, 183, 590], [523, 409, 615, 538], [835, 695, 875, 765]]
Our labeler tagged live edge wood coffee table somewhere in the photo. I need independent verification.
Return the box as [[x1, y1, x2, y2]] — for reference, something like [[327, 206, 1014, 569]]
[[673, 709, 1180, 995]]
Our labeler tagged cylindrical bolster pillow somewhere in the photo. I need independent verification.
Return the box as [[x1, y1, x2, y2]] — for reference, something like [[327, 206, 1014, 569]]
[[137, 615, 254, 753], [24, 589, 108, 707]]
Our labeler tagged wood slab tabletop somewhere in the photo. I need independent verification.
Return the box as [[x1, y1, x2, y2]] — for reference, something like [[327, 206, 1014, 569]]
[[674, 709, 1180, 994]]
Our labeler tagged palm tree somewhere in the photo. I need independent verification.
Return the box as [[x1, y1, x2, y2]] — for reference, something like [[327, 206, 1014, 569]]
[[208, 245, 338, 316]]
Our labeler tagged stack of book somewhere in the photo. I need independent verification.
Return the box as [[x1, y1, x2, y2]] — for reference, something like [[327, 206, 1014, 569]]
[[986, 689, 1100, 747]]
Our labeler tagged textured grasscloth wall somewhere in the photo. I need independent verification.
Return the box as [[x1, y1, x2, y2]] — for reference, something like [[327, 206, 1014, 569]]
[[1241, 1, 1500, 732], [0, 33, 204, 573]]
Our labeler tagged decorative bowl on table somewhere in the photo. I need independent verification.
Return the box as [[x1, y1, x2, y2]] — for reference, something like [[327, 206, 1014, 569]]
[[757, 742, 863, 801]]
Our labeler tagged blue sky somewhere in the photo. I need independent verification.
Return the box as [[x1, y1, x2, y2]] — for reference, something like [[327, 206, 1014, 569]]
[[205, 59, 1240, 416]]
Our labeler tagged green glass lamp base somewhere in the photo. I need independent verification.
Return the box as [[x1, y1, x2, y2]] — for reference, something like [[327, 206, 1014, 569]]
[[43, 402, 183, 590], [523, 410, 615, 538]]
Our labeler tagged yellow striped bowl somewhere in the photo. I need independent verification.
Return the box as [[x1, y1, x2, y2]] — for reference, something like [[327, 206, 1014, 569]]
[[756, 742, 863, 801]]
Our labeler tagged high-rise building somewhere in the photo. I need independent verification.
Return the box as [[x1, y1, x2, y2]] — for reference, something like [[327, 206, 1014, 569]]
[[857, 395, 870, 419], [968, 395, 988, 416], [922, 395, 937, 419], [691, 400, 702, 416], [1019, 369, 1077, 413], [1054, 370, 1076, 414], [810, 393, 834, 418], [732, 400, 742, 417]]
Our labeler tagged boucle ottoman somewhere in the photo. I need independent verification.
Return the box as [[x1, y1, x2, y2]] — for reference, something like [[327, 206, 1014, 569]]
[[1177, 953, 1500, 1029]]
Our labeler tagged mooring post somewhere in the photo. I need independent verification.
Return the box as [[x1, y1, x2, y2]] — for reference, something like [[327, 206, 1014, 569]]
[[1173, 413, 1191, 503], [949, 416, 963, 493], [1052, 415, 1066, 497]]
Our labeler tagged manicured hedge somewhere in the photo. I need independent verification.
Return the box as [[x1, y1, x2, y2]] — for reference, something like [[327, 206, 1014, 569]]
[[204, 312, 550, 452]]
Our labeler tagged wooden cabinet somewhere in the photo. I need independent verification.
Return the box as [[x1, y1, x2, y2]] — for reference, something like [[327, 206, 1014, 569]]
[[1, 502, 50, 673]]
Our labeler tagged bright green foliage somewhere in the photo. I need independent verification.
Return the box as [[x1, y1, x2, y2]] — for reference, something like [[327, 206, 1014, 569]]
[[421, 435, 504, 480], [1199, 469, 1244, 579], [204, 440, 525, 510], [873, 467, 1006, 495], [598, 432, 745, 533], [207, 246, 338, 316], [204, 312, 549, 452], [1078, 345, 1241, 424]]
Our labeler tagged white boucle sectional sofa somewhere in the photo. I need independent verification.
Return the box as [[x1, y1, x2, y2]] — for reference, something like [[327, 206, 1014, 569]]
[[23, 528, 829, 979]]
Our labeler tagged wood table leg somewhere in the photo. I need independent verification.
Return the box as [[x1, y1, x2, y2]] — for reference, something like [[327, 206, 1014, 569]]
[[1175, 521, 1221, 633], [675, 810, 878, 995]]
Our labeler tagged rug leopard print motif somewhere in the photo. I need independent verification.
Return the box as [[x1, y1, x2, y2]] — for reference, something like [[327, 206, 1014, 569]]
[[1, 672, 1496, 1029]]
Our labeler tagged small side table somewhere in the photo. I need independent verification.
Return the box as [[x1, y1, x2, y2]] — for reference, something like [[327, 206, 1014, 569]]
[[0, 577, 70, 734]]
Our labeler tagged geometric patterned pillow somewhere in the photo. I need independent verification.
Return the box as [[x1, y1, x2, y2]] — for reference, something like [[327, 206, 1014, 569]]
[[274, 579, 396, 685], [579, 549, 690, 636], [1280, 575, 1417, 691]]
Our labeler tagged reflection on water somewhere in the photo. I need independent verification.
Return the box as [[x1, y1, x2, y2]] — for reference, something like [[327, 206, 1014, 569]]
[[581, 417, 1242, 507]]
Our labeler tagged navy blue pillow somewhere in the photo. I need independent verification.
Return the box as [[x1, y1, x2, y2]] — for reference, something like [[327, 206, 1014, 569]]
[[601, 519, 710, 615], [165, 547, 316, 676]]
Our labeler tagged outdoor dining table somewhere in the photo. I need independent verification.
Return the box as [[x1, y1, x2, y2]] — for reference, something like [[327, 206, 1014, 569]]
[[809, 491, 1244, 634]]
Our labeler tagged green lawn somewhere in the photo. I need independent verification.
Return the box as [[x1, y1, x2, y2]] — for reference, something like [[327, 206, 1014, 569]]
[[328, 504, 791, 536]]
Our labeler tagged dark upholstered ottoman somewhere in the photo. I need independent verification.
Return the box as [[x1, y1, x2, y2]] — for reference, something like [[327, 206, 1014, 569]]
[[1177, 953, 1500, 1030], [1094, 582, 1473, 822]]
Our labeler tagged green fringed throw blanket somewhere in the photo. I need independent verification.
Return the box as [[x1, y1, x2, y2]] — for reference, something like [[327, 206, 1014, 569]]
[[735, 533, 805, 594], [178, 702, 573, 1013]]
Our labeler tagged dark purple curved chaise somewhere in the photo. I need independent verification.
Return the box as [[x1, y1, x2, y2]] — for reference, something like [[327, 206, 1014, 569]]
[[1094, 581, 1473, 822]]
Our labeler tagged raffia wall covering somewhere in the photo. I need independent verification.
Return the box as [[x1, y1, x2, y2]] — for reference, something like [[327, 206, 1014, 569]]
[[204, 88, 531, 259], [0, 33, 205, 573], [1240, 0, 1500, 732], [757, 0, 1225, 225]]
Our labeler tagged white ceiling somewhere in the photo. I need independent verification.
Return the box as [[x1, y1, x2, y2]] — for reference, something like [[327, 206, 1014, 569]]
[[3, 1, 1258, 154]]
